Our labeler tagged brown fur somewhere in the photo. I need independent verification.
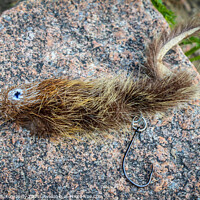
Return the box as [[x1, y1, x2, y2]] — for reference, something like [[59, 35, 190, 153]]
[[0, 18, 199, 138]]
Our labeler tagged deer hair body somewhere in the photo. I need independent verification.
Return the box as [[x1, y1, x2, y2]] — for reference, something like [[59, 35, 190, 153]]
[[0, 17, 200, 139]]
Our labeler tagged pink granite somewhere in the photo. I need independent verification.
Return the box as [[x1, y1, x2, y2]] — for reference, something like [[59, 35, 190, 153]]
[[0, 0, 199, 199]]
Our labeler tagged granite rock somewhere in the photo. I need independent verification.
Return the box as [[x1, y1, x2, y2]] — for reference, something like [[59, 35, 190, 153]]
[[0, 0, 199, 199]]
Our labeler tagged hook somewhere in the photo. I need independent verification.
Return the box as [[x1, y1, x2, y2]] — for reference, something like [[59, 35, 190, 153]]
[[122, 116, 153, 188]]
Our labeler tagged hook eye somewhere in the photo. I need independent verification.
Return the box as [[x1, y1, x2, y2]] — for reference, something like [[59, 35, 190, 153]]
[[132, 116, 147, 132]]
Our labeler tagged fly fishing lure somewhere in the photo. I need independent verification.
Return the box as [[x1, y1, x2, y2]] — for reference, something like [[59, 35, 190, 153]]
[[0, 17, 200, 188]]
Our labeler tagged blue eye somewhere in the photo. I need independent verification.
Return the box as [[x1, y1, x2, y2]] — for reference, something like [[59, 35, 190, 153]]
[[14, 91, 21, 99], [8, 88, 23, 101]]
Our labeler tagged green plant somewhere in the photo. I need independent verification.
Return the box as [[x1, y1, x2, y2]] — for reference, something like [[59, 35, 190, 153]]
[[151, 0, 176, 26], [180, 36, 200, 62]]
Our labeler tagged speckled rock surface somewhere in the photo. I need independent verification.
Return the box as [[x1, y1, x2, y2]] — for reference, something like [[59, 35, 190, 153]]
[[0, 0, 199, 199]]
